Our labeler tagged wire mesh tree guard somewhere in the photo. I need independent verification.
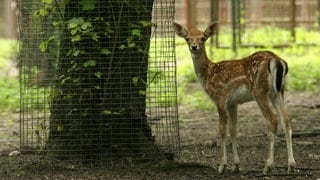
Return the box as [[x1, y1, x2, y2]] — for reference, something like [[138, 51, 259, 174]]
[[18, 0, 179, 167]]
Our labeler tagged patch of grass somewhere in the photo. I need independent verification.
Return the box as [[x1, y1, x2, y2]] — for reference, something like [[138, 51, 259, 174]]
[[241, 25, 292, 45], [175, 38, 197, 84], [0, 77, 19, 112], [282, 46, 320, 91], [177, 82, 215, 111], [0, 39, 19, 112], [0, 39, 18, 60]]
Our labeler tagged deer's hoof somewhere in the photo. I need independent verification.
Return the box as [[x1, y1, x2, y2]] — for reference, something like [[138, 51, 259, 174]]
[[218, 164, 226, 174], [232, 164, 240, 173], [263, 164, 274, 174], [288, 165, 295, 173]]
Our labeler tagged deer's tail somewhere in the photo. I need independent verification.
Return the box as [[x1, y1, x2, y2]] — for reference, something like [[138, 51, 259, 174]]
[[269, 59, 288, 93]]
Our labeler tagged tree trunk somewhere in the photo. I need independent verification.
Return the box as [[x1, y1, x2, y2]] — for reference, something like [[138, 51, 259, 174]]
[[48, 0, 157, 163]]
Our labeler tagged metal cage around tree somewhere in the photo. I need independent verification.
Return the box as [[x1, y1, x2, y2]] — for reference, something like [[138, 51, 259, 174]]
[[18, 0, 179, 167]]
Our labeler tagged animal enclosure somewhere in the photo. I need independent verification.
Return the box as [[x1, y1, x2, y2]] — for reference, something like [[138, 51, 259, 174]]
[[2, 0, 320, 179], [175, 0, 319, 50], [18, 0, 179, 167]]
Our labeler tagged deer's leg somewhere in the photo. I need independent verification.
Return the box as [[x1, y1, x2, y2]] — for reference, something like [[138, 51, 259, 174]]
[[255, 95, 278, 173], [217, 106, 228, 174], [278, 96, 295, 173], [269, 92, 295, 173], [265, 130, 276, 174], [227, 104, 240, 172]]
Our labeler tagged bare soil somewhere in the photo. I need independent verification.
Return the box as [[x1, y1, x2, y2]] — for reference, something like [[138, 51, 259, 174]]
[[1, 88, 320, 179]]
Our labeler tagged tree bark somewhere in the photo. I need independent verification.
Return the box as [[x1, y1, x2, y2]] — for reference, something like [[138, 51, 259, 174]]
[[48, 0, 157, 162]]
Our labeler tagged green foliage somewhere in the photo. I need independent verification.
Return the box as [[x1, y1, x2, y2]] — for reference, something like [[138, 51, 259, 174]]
[[35, 0, 154, 92], [175, 41, 197, 83], [0, 39, 18, 60], [0, 77, 19, 112], [282, 46, 320, 91], [66, 17, 99, 42], [80, 0, 96, 11], [39, 36, 57, 52], [241, 25, 292, 45], [83, 60, 96, 67], [178, 82, 216, 111], [145, 68, 177, 107], [0, 39, 19, 112]]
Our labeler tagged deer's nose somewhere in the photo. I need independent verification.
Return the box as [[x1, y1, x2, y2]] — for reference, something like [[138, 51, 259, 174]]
[[191, 44, 198, 50]]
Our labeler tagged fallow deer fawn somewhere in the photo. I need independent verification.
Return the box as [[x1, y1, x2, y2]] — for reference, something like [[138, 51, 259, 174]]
[[173, 22, 295, 174]]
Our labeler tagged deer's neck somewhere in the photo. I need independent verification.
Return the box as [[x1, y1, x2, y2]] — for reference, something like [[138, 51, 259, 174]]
[[190, 49, 213, 84]]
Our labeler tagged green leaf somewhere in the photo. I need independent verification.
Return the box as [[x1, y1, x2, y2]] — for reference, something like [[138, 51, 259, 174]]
[[93, 85, 101, 89], [39, 41, 47, 53], [39, 36, 56, 52], [72, 49, 85, 57], [71, 34, 81, 42], [42, 0, 53, 3], [94, 17, 104, 21], [57, 125, 63, 131], [73, 50, 80, 56], [36, 9, 48, 17], [140, 21, 151, 27], [102, 109, 112, 115], [102, 109, 124, 115], [94, 72, 102, 79], [83, 60, 96, 67], [90, 32, 99, 41], [139, 90, 146, 95], [101, 48, 111, 55], [131, 29, 141, 36], [67, 18, 84, 29], [128, 43, 136, 48], [137, 48, 146, 53], [132, 77, 139, 86], [52, 20, 62, 27], [61, 77, 70, 85], [81, 22, 92, 30], [73, 78, 80, 83], [70, 28, 79, 35], [80, 0, 96, 11]]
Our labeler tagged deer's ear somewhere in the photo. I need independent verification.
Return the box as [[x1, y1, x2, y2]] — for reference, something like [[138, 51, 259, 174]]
[[172, 22, 188, 38], [204, 22, 218, 38]]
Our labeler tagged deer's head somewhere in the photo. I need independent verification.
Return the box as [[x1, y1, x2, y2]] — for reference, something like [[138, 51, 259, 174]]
[[172, 22, 218, 54]]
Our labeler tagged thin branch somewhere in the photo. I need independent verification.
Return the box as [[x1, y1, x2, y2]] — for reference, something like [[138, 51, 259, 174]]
[[291, 130, 320, 138], [255, 172, 312, 178], [107, 1, 124, 82], [201, 150, 215, 158], [275, 165, 320, 171]]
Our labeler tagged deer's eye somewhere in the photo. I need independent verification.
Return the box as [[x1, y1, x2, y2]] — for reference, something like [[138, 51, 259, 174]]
[[185, 38, 190, 42], [201, 37, 206, 42]]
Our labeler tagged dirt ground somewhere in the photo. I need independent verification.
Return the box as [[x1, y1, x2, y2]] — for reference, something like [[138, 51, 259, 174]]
[[1, 89, 320, 179]]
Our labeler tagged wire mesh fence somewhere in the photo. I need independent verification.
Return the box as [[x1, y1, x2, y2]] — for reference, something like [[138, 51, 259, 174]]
[[239, 0, 319, 47], [18, 0, 179, 167], [175, 0, 319, 49]]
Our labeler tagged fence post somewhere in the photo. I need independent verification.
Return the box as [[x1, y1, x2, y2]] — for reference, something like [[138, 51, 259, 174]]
[[185, 0, 197, 29], [318, 0, 320, 30], [231, 0, 240, 52], [210, 0, 219, 53], [290, 0, 296, 42]]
